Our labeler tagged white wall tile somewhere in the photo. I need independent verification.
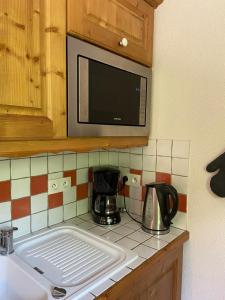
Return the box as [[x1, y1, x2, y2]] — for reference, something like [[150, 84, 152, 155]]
[[64, 202, 77, 220], [77, 168, 88, 185], [63, 187, 76, 204], [31, 156, 47, 176], [171, 175, 188, 194], [119, 153, 130, 167], [130, 147, 143, 154], [31, 211, 47, 232], [11, 178, 30, 199], [130, 154, 142, 170], [119, 167, 130, 177], [171, 211, 187, 230], [0, 160, 10, 181], [127, 198, 142, 216], [172, 158, 189, 176], [13, 216, 31, 238], [11, 158, 30, 179], [88, 152, 100, 167], [48, 172, 63, 180], [0, 202, 11, 223], [48, 206, 63, 226], [172, 140, 190, 158], [143, 155, 156, 171], [31, 193, 48, 214], [143, 139, 157, 155], [77, 198, 89, 215], [63, 153, 76, 171], [119, 148, 130, 153], [157, 139, 172, 156], [129, 186, 142, 200], [142, 171, 156, 185], [77, 153, 89, 169], [48, 155, 63, 173], [108, 152, 119, 166], [99, 152, 109, 165], [156, 156, 171, 173]]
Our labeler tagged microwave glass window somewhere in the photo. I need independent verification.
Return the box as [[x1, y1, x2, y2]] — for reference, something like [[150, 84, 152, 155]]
[[78, 58, 146, 126]]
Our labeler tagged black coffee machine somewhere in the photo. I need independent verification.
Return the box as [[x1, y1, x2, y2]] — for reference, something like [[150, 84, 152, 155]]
[[92, 166, 121, 225]]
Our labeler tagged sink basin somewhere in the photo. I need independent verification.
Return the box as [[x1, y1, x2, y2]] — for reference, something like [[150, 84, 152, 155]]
[[0, 255, 48, 300], [14, 225, 138, 299]]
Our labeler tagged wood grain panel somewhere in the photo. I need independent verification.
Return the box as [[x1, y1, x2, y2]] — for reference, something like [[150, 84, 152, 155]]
[[144, 0, 164, 8], [0, 136, 148, 157], [67, 0, 154, 66], [0, 0, 66, 139]]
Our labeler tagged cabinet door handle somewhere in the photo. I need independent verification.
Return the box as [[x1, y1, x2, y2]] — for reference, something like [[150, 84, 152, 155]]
[[119, 37, 128, 47]]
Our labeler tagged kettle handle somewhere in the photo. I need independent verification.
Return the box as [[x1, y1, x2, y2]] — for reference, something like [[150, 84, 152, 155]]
[[162, 184, 179, 226]]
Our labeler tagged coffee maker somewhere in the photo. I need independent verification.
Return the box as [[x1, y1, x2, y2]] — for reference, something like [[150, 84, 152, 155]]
[[91, 167, 121, 225]]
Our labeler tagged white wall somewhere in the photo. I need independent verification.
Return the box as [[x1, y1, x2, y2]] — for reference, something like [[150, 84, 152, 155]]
[[151, 0, 225, 299]]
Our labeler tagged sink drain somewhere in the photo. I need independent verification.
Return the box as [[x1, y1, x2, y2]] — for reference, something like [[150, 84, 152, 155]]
[[51, 287, 67, 299]]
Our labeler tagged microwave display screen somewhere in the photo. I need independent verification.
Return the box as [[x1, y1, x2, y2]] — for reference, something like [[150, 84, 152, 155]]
[[78, 56, 147, 126]]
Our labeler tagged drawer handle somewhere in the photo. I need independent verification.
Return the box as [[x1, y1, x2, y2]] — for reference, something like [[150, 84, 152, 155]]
[[119, 37, 128, 47]]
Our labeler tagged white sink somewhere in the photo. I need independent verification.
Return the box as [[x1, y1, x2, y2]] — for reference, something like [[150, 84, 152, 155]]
[[12, 224, 138, 299], [0, 255, 48, 300]]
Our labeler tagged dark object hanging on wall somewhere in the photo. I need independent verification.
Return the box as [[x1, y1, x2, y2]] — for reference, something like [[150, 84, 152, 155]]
[[206, 152, 225, 197]]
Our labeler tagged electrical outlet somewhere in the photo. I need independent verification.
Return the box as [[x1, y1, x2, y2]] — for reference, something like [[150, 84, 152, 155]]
[[48, 179, 60, 194], [48, 177, 71, 194], [60, 177, 71, 192], [126, 174, 141, 187]]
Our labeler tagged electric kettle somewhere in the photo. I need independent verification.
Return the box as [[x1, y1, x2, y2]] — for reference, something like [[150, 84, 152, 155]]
[[142, 182, 179, 235]]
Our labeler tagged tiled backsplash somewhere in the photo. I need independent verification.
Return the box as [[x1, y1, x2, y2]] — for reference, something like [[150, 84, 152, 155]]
[[0, 139, 190, 238]]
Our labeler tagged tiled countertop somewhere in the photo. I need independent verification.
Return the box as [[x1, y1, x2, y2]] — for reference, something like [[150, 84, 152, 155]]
[[64, 212, 185, 300]]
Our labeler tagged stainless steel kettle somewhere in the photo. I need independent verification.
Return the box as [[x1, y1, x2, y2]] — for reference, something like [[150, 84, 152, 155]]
[[142, 182, 179, 235]]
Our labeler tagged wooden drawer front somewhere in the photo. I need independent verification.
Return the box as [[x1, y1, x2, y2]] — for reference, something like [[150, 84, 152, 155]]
[[67, 0, 154, 66]]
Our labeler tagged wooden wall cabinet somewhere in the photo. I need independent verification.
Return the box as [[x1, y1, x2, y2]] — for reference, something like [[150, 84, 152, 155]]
[[144, 0, 164, 9], [97, 232, 189, 300], [67, 0, 154, 66], [0, 0, 66, 140]]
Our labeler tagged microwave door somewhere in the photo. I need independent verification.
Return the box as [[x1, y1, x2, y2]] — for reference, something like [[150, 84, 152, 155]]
[[78, 56, 147, 127]]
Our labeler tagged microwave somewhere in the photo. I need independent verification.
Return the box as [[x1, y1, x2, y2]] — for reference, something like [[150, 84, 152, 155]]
[[67, 36, 151, 136]]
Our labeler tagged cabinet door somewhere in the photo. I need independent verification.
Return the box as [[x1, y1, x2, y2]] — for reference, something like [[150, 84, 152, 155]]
[[0, 0, 66, 140], [67, 0, 154, 66]]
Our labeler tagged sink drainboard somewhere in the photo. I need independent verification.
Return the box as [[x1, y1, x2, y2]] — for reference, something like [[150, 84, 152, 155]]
[[15, 226, 136, 288]]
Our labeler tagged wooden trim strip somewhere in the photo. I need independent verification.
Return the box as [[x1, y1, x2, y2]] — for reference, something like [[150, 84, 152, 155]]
[[0, 136, 148, 157]]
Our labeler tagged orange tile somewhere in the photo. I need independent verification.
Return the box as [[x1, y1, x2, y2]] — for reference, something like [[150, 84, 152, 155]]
[[0, 180, 11, 202], [77, 183, 89, 200], [119, 185, 129, 198], [48, 192, 63, 209], [64, 170, 76, 186], [178, 194, 187, 213], [12, 197, 30, 220], [130, 169, 143, 176], [156, 172, 171, 184], [31, 175, 48, 196]]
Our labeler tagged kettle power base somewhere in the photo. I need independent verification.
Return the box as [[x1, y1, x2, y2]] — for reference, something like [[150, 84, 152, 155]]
[[142, 225, 170, 235]]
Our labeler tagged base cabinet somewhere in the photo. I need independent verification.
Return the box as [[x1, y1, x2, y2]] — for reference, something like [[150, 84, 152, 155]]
[[97, 233, 188, 300]]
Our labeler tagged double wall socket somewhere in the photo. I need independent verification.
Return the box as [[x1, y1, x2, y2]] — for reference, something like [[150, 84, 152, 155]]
[[48, 177, 71, 194], [126, 174, 141, 187]]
